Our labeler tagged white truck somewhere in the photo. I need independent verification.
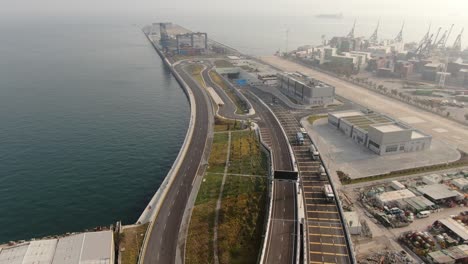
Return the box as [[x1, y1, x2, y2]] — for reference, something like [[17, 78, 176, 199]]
[[319, 165, 327, 180], [323, 184, 335, 201], [309, 144, 319, 160]]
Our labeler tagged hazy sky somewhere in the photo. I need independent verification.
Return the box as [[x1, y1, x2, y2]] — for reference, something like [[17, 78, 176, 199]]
[[2, 0, 468, 18]]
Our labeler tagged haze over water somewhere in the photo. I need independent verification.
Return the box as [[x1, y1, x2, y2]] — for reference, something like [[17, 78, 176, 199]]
[[0, 13, 466, 243], [0, 19, 189, 242]]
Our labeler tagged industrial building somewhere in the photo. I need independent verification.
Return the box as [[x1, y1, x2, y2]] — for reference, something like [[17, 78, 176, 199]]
[[277, 72, 335, 105], [416, 184, 464, 204], [0, 231, 114, 264], [435, 218, 468, 243], [376, 189, 416, 206], [176, 32, 208, 55], [398, 196, 436, 213], [328, 110, 432, 155]]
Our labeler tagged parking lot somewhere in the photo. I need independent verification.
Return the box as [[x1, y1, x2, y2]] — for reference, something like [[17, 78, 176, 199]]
[[305, 118, 461, 179]]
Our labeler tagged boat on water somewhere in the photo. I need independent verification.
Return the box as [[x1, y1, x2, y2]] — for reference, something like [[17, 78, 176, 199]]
[[315, 13, 343, 19]]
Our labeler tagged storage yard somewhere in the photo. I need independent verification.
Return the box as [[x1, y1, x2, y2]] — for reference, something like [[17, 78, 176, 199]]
[[355, 170, 468, 229]]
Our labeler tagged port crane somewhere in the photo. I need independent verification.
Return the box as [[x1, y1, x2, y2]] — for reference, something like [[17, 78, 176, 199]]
[[451, 28, 464, 52], [347, 19, 356, 38], [394, 21, 405, 42], [369, 20, 380, 44]]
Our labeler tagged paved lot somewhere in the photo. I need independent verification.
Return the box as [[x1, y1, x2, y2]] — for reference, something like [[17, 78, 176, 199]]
[[260, 56, 468, 153], [305, 119, 460, 179]]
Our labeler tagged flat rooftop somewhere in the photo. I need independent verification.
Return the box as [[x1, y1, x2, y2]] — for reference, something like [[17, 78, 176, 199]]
[[330, 111, 364, 119], [439, 218, 468, 241], [341, 113, 393, 132], [411, 131, 427, 139], [417, 184, 462, 201], [372, 123, 406, 133], [0, 231, 113, 264], [377, 189, 416, 202]]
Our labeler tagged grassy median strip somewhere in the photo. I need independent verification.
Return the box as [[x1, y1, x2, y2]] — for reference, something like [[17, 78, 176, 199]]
[[187, 64, 205, 88], [307, 114, 327, 124], [228, 131, 268, 176], [209, 71, 248, 114], [186, 131, 268, 264], [214, 116, 244, 132], [218, 175, 267, 264], [119, 223, 149, 264]]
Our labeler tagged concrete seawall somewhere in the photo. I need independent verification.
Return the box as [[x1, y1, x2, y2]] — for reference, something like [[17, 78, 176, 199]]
[[137, 32, 198, 264]]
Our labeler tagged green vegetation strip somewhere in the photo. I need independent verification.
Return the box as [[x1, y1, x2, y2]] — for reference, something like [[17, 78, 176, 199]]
[[118, 223, 149, 264], [214, 60, 234, 68], [307, 114, 327, 124], [209, 71, 248, 114], [228, 131, 268, 176], [186, 131, 268, 264], [214, 116, 243, 132], [187, 64, 205, 88]]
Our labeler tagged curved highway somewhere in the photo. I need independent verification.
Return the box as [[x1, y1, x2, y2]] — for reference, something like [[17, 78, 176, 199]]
[[244, 89, 297, 264], [202, 64, 252, 120], [142, 62, 213, 264]]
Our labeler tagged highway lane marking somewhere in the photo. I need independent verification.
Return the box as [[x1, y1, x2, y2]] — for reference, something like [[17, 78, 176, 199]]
[[307, 210, 339, 214], [307, 218, 341, 222], [309, 251, 348, 257], [270, 218, 296, 222], [310, 261, 336, 264], [308, 225, 343, 229], [303, 191, 323, 194], [310, 242, 347, 247], [306, 204, 337, 208], [309, 233, 344, 238]]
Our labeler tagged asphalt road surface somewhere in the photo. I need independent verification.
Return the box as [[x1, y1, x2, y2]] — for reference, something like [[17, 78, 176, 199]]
[[201, 65, 248, 119], [244, 89, 297, 264], [142, 63, 212, 264]]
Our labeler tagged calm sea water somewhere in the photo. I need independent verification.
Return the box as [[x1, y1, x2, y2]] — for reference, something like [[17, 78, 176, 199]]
[[0, 20, 189, 242], [1, 13, 466, 243]]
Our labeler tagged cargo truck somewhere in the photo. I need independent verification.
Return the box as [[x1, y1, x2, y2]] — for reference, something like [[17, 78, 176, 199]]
[[309, 144, 319, 160], [296, 132, 304, 145]]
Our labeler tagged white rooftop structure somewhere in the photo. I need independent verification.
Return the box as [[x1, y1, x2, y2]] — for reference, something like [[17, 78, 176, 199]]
[[206, 87, 224, 106], [52, 231, 114, 264], [23, 240, 57, 264], [0, 239, 57, 264], [372, 124, 405, 133], [411, 131, 426, 139], [417, 184, 463, 201], [452, 178, 468, 190], [0, 244, 29, 264], [423, 174, 442, 185], [329, 111, 364, 119], [377, 189, 416, 204], [0, 231, 114, 264], [439, 218, 468, 242]]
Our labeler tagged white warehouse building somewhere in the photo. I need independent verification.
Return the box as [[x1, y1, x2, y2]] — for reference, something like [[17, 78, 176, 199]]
[[328, 110, 432, 155], [277, 72, 335, 106]]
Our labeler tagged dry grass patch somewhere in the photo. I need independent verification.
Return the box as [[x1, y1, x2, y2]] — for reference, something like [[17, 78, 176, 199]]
[[119, 223, 149, 264]]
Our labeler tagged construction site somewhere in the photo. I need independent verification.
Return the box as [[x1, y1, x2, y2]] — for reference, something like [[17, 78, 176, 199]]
[[143, 22, 239, 59]]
